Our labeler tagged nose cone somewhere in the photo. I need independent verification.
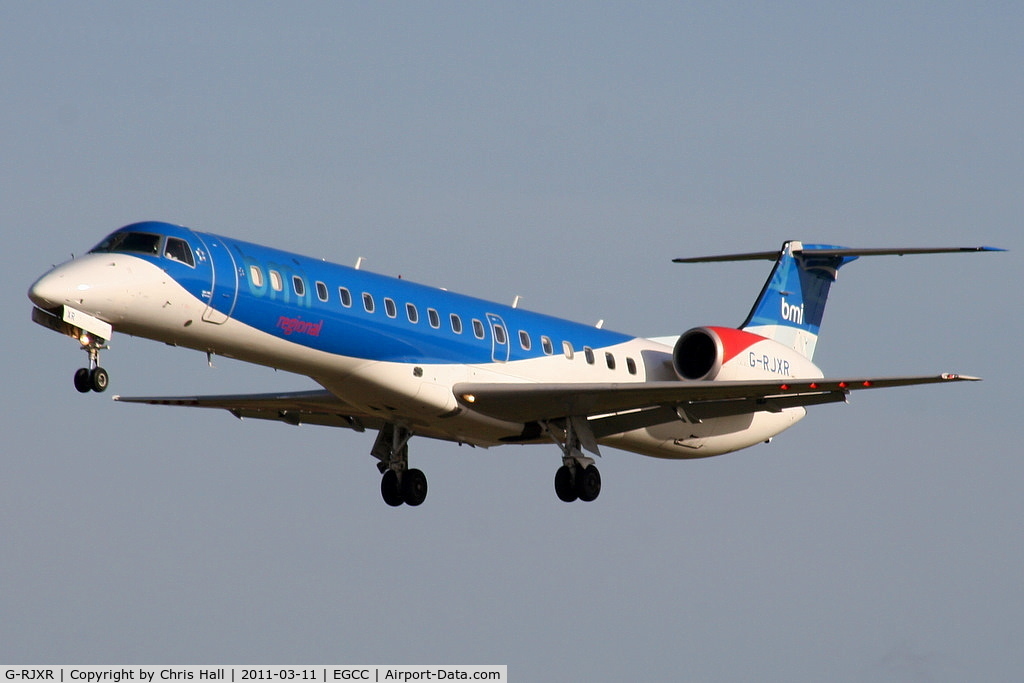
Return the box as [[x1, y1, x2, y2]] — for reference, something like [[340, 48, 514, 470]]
[[28, 253, 153, 324], [28, 265, 73, 309], [28, 255, 117, 313]]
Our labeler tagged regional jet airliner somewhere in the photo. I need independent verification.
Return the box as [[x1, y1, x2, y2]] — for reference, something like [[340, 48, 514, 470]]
[[28, 222, 1001, 506]]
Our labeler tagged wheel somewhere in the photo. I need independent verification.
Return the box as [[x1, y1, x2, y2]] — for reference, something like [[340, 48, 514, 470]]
[[90, 367, 110, 393], [554, 465, 577, 502], [381, 470, 404, 507], [576, 464, 601, 502], [402, 468, 428, 507], [74, 368, 92, 393]]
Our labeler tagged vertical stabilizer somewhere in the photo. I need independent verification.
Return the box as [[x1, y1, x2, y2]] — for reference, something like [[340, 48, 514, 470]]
[[739, 242, 858, 360]]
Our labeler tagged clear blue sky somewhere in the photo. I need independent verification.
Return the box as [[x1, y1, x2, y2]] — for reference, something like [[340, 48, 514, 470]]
[[3, 3, 1021, 679]]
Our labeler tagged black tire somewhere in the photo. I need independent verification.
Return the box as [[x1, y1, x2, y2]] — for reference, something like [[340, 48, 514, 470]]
[[576, 465, 601, 502], [554, 465, 578, 502], [402, 468, 428, 507], [74, 368, 92, 393], [90, 367, 110, 393], [381, 470, 404, 507]]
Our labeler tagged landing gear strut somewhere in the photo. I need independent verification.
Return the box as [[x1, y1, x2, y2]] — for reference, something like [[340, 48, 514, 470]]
[[74, 336, 109, 393], [547, 418, 602, 503], [372, 424, 427, 507]]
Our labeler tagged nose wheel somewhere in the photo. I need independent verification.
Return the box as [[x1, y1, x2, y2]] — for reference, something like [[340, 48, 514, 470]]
[[74, 367, 110, 393], [73, 338, 110, 393]]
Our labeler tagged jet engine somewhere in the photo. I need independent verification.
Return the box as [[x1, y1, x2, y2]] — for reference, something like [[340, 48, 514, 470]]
[[672, 327, 727, 380]]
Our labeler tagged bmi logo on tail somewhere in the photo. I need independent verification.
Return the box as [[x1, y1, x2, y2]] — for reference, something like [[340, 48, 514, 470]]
[[780, 297, 805, 325]]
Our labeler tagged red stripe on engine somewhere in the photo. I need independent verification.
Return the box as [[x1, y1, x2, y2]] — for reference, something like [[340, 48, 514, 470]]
[[706, 326, 768, 364]]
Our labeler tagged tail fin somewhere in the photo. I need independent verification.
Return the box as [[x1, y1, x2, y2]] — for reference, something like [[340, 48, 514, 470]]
[[675, 243, 1004, 361], [737, 241, 855, 360]]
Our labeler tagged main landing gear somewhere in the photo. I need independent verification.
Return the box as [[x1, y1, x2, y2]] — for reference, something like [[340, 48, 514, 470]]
[[372, 424, 428, 507], [73, 336, 110, 393], [367, 419, 602, 506], [547, 418, 602, 503], [554, 460, 602, 503]]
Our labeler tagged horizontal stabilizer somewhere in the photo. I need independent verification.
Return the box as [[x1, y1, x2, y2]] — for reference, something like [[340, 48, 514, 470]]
[[673, 245, 1005, 263]]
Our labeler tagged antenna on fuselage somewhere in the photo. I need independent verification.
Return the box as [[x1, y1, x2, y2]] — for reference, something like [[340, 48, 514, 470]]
[[354, 257, 365, 270]]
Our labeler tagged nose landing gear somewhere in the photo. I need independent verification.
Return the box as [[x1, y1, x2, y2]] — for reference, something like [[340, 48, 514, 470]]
[[30, 306, 114, 394], [74, 336, 110, 393]]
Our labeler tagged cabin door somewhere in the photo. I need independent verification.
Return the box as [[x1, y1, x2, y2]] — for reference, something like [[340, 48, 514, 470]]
[[195, 235, 239, 324], [486, 313, 510, 362]]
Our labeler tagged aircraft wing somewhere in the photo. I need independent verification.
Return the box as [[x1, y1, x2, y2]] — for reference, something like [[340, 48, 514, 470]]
[[113, 389, 387, 432], [453, 374, 980, 427], [113, 373, 979, 443]]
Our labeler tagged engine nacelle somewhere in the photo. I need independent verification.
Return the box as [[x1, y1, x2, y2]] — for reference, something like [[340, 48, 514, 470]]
[[673, 325, 823, 382], [673, 327, 727, 380]]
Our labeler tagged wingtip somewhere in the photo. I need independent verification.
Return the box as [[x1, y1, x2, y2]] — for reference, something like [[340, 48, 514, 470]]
[[942, 373, 982, 381]]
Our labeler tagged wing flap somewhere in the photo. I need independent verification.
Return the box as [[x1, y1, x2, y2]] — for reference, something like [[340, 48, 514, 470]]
[[114, 389, 385, 432], [454, 374, 979, 424]]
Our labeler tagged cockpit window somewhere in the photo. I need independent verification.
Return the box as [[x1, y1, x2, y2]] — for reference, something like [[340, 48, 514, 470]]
[[164, 237, 195, 267], [90, 231, 162, 256]]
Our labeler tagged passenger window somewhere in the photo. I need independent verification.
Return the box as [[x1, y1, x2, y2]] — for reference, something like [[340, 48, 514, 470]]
[[428, 308, 440, 328], [605, 352, 616, 370], [541, 336, 553, 355], [362, 293, 375, 313], [562, 341, 574, 359], [384, 298, 397, 318], [518, 330, 531, 350], [450, 314, 463, 334], [164, 237, 195, 267], [626, 357, 637, 375], [472, 319, 485, 339], [315, 281, 328, 302], [270, 270, 283, 292], [406, 303, 419, 323], [494, 325, 507, 345], [339, 287, 352, 307], [292, 276, 306, 297], [584, 347, 595, 364], [249, 265, 264, 288]]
